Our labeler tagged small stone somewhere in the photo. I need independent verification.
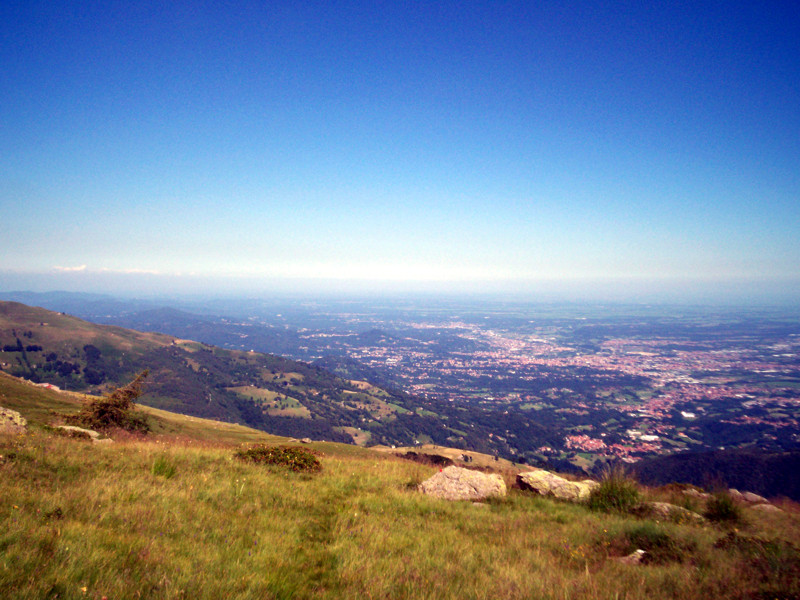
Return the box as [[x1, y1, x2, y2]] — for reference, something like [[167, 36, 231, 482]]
[[682, 488, 710, 499], [751, 503, 782, 513], [617, 549, 646, 565], [57, 425, 101, 440], [632, 502, 706, 525]]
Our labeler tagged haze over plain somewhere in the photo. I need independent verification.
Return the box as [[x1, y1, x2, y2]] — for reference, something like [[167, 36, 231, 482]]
[[2, 1, 798, 302]]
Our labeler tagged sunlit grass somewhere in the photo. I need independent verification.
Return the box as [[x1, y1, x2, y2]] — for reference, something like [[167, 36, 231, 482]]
[[2, 426, 799, 599]]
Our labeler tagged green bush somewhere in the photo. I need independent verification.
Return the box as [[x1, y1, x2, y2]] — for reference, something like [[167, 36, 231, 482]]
[[704, 491, 742, 524], [234, 445, 322, 473], [587, 465, 640, 513]]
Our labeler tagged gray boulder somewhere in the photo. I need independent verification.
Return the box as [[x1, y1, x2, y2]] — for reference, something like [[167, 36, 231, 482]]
[[741, 491, 768, 504], [418, 466, 507, 501], [728, 489, 746, 502], [751, 503, 783, 513], [0, 407, 27, 434], [517, 468, 599, 501], [632, 501, 706, 525]]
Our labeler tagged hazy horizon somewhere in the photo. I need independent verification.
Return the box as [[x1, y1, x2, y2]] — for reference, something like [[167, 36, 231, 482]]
[[2, 271, 799, 307]]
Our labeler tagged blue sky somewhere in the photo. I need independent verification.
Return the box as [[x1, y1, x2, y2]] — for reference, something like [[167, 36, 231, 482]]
[[2, 1, 799, 302]]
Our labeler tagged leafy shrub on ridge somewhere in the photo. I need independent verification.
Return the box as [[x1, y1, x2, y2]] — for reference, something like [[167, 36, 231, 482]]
[[234, 444, 322, 473], [66, 370, 150, 433]]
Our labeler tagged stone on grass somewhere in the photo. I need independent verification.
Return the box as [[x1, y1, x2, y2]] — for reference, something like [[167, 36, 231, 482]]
[[682, 488, 710, 500], [57, 425, 100, 439], [616, 549, 647, 565], [517, 469, 599, 502], [0, 407, 27, 434], [632, 501, 706, 525], [56, 425, 110, 443], [742, 491, 768, 504], [418, 466, 506, 502], [751, 503, 783, 513], [728, 489, 746, 502]]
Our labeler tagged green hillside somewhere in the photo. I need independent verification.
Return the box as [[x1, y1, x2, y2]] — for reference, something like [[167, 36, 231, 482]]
[[0, 302, 429, 446], [0, 301, 560, 454], [2, 374, 800, 599]]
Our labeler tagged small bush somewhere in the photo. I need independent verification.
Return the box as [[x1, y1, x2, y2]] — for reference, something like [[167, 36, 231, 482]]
[[151, 455, 177, 479], [715, 532, 800, 598], [622, 523, 694, 564], [588, 465, 640, 513], [599, 523, 695, 565], [234, 445, 322, 473], [66, 370, 150, 433], [705, 491, 742, 524]]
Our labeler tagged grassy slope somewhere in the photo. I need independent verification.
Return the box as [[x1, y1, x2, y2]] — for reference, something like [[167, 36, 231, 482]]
[[0, 302, 407, 443], [2, 374, 800, 599]]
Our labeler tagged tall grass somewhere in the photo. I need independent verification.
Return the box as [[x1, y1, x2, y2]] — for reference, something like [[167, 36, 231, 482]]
[[587, 465, 641, 514], [1, 429, 798, 599]]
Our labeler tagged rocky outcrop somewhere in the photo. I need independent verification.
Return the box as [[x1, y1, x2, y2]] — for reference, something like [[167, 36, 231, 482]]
[[418, 466, 507, 501], [0, 407, 27, 434], [517, 469, 599, 502], [632, 502, 706, 525]]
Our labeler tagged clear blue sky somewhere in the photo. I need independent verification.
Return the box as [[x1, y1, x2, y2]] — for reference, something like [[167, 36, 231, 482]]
[[2, 1, 799, 302]]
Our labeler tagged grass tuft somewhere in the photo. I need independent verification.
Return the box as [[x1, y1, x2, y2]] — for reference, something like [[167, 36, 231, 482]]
[[704, 490, 742, 524], [151, 454, 177, 479], [587, 465, 640, 513]]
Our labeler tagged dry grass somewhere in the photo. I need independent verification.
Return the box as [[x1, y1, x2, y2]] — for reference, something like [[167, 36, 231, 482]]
[[2, 426, 799, 600], [2, 375, 800, 599]]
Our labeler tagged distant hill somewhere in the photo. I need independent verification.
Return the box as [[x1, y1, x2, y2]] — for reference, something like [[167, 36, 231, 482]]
[[0, 301, 558, 454], [634, 448, 800, 501]]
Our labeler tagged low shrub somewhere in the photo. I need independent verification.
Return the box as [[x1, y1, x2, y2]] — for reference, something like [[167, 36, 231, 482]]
[[705, 491, 742, 524], [597, 522, 696, 565], [587, 465, 640, 513], [715, 532, 800, 598], [234, 445, 322, 473], [621, 522, 694, 564]]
